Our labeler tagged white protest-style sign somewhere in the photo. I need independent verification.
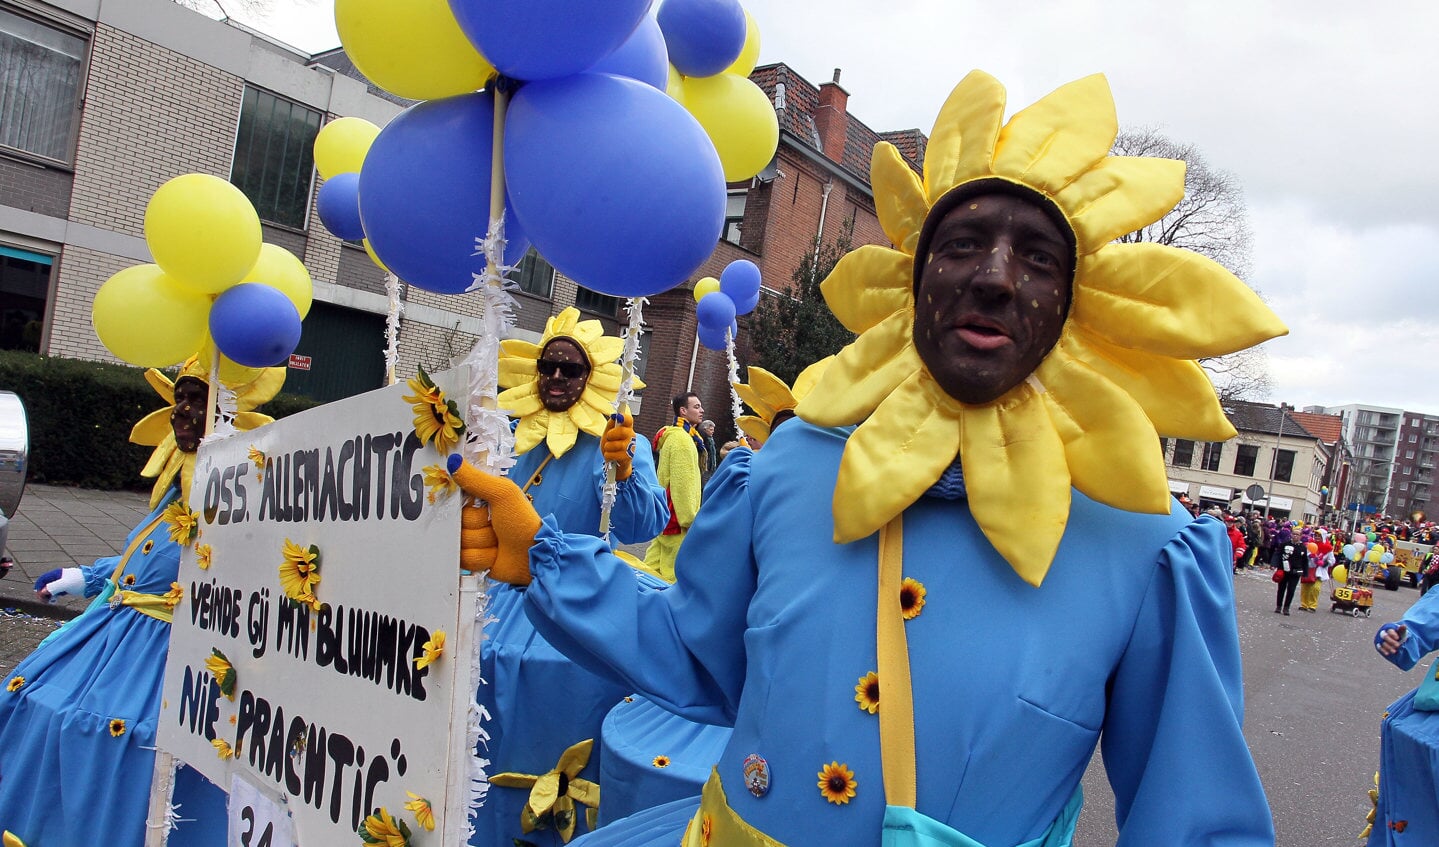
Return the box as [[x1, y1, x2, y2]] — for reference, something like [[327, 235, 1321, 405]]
[[228, 774, 296, 847], [156, 367, 476, 845]]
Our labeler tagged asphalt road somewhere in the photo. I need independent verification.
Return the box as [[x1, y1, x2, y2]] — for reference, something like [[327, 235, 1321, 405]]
[[0, 570, 1426, 845]]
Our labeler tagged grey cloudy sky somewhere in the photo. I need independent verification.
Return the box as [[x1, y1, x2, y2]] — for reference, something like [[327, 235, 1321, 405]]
[[251, 0, 1439, 414]]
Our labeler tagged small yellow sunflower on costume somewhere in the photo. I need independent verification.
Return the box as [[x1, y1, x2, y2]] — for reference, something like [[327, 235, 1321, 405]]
[[109, 718, 127, 737], [733, 358, 832, 446], [212, 738, 234, 759], [359, 807, 413, 847], [6, 676, 24, 692], [129, 357, 284, 510], [797, 71, 1287, 586], [817, 761, 857, 805], [404, 792, 435, 832], [279, 539, 321, 610], [423, 464, 457, 503], [404, 367, 465, 456], [652, 755, 670, 768], [497, 307, 643, 459], [414, 631, 445, 671], [196, 543, 214, 570], [899, 577, 927, 620], [206, 648, 237, 700], [163, 501, 199, 546], [123, 574, 136, 587], [854, 671, 880, 714]]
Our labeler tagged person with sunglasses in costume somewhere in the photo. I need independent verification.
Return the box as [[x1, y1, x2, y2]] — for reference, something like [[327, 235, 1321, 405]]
[[452, 72, 1284, 846], [467, 307, 669, 847]]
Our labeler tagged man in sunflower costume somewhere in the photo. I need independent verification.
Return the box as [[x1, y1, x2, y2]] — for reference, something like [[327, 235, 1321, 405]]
[[455, 71, 1284, 845], [471, 307, 669, 847], [0, 357, 282, 847]]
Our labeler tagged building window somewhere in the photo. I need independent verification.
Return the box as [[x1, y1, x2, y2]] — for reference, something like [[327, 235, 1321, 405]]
[[1272, 449, 1295, 483], [1201, 442, 1223, 472], [0, 8, 85, 162], [514, 248, 553, 298], [1234, 444, 1258, 476], [722, 190, 746, 245], [1408, 450, 1416, 459], [0, 245, 50, 351], [231, 86, 321, 229], [575, 285, 618, 316], [1171, 439, 1194, 468], [1411, 434, 1419, 443], [1401, 482, 1410, 491]]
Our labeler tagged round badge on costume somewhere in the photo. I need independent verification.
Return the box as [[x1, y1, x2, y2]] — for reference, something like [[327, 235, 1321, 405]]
[[742, 753, 770, 797]]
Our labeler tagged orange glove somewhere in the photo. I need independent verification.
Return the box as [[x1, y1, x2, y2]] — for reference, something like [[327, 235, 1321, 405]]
[[602, 411, 637, 481], [448, 455, 540, 586]]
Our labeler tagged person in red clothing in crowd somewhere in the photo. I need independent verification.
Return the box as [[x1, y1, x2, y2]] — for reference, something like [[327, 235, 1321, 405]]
[[1225, 515, 1248, 575]]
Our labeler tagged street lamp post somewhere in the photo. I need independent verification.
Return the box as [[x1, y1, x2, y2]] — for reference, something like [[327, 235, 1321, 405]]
[[1265, 402, 1290, 519]]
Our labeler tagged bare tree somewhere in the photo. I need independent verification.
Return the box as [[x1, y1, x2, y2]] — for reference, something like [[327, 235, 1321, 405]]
[[1112, 128, 1267, 402], [171, 0, 274, 20]]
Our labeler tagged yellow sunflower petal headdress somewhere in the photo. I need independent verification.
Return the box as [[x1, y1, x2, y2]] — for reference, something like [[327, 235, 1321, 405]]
[[131, 356, 285, 510], [796, 71, 1287, 586], [734, 357, 832, 446], [497, 307, 643, 458]]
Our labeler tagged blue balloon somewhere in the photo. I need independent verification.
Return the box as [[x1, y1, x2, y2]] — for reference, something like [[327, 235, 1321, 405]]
[[590, 13, 668, 90], [506, 73, 725, 298], [450, 0, 651, 81], [697, 320, 728, 351], [316, 172, 365, 241], [656, 0, 746, 77], [720, 258, 761, 303], [696, 290, 735, 329], [209, 283, 302, 367], [733, 288, 760, 315], [359, 92, 530, 294]]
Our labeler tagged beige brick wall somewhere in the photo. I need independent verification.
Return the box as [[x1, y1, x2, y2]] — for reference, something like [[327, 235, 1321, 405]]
[[47, 246, 130, 364], [395, 319, 477, 379]]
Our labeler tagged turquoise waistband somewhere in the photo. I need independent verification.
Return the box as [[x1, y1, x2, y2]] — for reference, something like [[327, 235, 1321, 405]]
[[881, 785, 1083, 847]]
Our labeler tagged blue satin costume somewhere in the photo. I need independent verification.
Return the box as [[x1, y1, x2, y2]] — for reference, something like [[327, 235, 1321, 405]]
[[1370, 587, 1439, 846], [471, 429, 668, 846], [520, 421, 1273, 846]]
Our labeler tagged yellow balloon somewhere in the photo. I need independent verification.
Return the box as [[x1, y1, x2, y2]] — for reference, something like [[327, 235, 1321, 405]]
[[144, 174, 262, 294], [198, 341, 265, 384], [722, 11, 761, 77], [693, 276, 721, 302], [91, 264, 210, 367], [242, 243, 313, 319], [363, 238, 391, 273], [682, 74, 779, 182], [665, 64, 687, 106], [314, 117, 381, 180], [336, 0, 494, 101]]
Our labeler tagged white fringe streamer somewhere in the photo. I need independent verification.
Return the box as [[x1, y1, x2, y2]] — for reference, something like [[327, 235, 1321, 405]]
[[461, 213, 518, 824], [725, 327, 743, 442], [384, 272, 404, 385], [145, 756, 183, 842], [600, 297, 647, 521]]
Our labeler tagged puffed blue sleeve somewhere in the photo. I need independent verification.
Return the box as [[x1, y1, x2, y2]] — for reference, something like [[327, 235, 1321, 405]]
[[81, 555, 121, 597], [590, 432, 669, 544], [1377, 587, 1439, 671], [1101, 518, 1274, 845], [526, 449, 758, 725]]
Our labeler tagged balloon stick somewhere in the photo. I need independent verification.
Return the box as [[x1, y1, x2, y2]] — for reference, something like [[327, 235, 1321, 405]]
[[725, 326, 743, 441], [599, 296, 647, 537], [383, 271, 402, 385]]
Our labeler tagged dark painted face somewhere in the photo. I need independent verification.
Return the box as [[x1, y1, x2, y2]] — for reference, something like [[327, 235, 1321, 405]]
[[171, 376, 208, 453], [913, 193, 1074, 404], [536, 337, 590, 413]]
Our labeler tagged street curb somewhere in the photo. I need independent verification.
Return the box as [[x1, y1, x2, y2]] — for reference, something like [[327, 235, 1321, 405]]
[[0, 587, 81, 622]]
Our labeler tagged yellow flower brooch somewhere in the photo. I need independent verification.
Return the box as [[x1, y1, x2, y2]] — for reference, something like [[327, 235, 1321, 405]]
[[733, 358, 831, 446], [497, 307, 641, 459], [797, 71, 1286, 586]]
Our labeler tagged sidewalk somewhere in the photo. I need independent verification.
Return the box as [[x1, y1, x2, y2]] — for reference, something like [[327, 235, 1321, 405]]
[[0, 484, 152, 619]]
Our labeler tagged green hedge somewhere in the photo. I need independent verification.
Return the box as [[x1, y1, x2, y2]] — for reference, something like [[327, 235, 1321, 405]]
[[0, 350, 320, 491]]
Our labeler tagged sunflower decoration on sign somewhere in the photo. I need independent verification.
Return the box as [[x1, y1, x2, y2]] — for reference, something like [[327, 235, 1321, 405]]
[[403, 792, 435, 832], [733, 358, 831, 446], [163, 501, 200, 546], [196, 543, 214, 571], [212, 738, 235, 760], [206, 648, 237, 700], [422, 464, 458, 503], [358, 808, 412, 847], [403, 366, 465, 455], [130, 356, 284, 510], [414, 631, 445, 671], [278, 539, 321, 610], [796, 70, 1287, 586], [497, 307, 641, 459]]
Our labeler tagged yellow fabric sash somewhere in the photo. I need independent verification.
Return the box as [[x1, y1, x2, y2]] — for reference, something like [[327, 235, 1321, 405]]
[[105, 510, 180, 624], [684, 770, 787, 847], [877, 516, 917, 808]]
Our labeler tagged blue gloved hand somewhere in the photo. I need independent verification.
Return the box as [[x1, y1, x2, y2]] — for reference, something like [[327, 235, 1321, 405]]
[[1375, 622, 1408, 656], [34, 567, 84, 602]]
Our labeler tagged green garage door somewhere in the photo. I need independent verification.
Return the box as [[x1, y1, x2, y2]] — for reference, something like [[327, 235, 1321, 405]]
[[281, 301, 385, 403]]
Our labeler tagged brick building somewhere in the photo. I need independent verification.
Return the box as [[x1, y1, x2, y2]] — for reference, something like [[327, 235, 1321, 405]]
[[0, 0, 918, 437]]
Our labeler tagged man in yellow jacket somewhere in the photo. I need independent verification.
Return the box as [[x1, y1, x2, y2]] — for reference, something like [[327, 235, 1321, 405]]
[[645, 392, 705, 581]]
